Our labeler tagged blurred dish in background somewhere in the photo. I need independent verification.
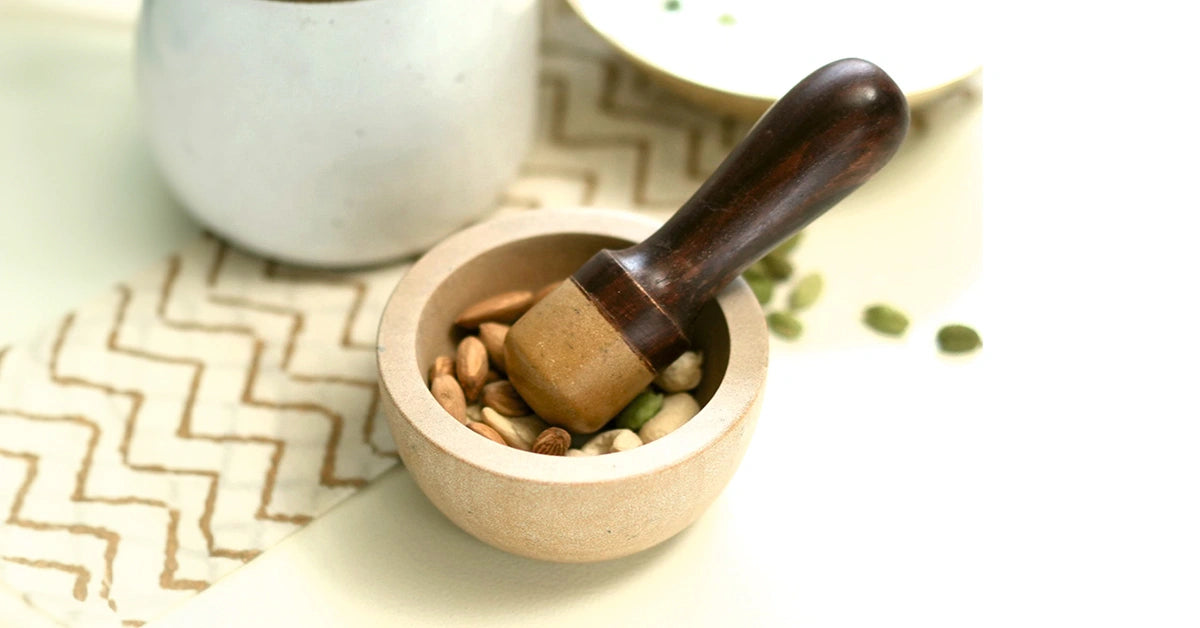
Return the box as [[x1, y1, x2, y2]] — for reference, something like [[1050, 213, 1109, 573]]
[[567, 0, 980, 118]]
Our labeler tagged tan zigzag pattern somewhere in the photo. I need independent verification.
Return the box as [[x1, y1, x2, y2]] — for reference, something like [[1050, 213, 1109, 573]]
[[0, 1, 767, 623]]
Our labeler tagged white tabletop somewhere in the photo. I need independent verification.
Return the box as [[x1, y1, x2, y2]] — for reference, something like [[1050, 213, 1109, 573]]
[[4, 3, 1198, 627], [0, 5, 201, 347]]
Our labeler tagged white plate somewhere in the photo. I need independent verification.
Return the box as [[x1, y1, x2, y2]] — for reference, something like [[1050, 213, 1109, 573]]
[[567, 0, 981, 116]]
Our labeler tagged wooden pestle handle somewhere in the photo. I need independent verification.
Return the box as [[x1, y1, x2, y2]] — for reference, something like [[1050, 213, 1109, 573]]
[[573, 58, 909, 370]]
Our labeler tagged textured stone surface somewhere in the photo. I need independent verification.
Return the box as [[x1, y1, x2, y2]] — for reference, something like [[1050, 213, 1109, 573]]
[[505, 281, 655, 434], [377, 210, 768, 562]]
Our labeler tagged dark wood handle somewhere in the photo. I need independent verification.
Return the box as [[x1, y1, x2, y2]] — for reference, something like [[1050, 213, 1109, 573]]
[[574, 58, 909, 369]]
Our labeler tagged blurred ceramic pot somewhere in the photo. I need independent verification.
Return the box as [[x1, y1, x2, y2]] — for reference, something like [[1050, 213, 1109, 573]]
[[136, 0, 538, 267]]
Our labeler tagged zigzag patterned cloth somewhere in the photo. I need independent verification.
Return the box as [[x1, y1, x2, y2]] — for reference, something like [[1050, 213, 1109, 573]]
[[0, 3, 754, 625]]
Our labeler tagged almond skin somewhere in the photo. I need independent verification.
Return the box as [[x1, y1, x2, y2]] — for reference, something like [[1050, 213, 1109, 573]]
[[532, 427, 571, 456], [467, 421, 507, 446], [455, 336, 488, 402], [430, 374, 468, 424], [455, 290, 534, 328], [481, 380, 530, 417], [429, 355, 456, 381], [477, 322, 509, 372], [480, 408, 547, 451]]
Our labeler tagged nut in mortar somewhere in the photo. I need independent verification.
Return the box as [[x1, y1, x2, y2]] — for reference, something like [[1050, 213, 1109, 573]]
[[430, 374, 468, 424], [639, 393, 700, 443], [653, 350, 703, 393], [531, 427, 571, 456], [580, 429, 643, 455], [468, 421, 507, 446], [477, 322, 509, 372], [455, 336, 489, 402], [430, 355, 456, 380], [455, 290, 534, 328], [438, 283, 710, 455], [481, 407, 548, 451], [481, 380, 531, 417]]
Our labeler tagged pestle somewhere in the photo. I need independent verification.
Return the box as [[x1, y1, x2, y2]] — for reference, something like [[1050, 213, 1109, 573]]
[[504, 58, 910, 434]]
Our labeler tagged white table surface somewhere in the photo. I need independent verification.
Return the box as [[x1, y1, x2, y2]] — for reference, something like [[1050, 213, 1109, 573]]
[[4, 3, 1199, 627]]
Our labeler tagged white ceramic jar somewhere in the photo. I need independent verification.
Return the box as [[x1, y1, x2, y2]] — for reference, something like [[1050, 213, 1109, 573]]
[[135, 0, 538, 267]]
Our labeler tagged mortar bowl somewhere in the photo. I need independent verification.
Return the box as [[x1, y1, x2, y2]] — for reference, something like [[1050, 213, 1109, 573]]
[[377, 208, 768, 562]]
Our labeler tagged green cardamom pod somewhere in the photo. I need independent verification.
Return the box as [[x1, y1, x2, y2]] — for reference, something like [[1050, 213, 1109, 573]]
[[936, 324, 982, 353], [759, 254, 793, 280], [766, 311, 803, 339], [744, 260, 770, 280], [863, 304, 908, 336], [788, 273, 824, 311], [615, 390, 664, 431], [770, 232, 803, 258], [744, 274, 774, 304]]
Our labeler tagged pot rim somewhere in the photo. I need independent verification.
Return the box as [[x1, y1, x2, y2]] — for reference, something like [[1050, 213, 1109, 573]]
[[377, 208, 769, 485]]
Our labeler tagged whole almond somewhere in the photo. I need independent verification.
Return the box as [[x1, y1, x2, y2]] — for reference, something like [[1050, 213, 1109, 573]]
[[481, 407, 547, 451], [467, 421, 507, 446], [477, 322, 509, 372], [429, 355, 456, 381], [532, 280, 562, 304], [481, 380, 530, 417], [455, 290, 534, 328], [430, 374, 468, 424], [532, 427, 570, 456], [455, 336, 488, 402]]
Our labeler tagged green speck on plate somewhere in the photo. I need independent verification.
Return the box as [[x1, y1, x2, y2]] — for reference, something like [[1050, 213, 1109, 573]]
[[718, 13, 736, 25], [664, 0, 681, 11]]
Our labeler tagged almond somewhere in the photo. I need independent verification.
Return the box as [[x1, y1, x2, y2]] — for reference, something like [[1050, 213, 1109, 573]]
[[454, 290, 534, 328], [481, 407, 547, 451], [429, 355, 456, 381], [477, 322, 509, 372], [467, 421, 507, 446], [455, 336, 488, 402], [430, 374, 467, 424], [481, 380, 530, 417], [532, 280, 562, 304], [485, 368, 503, 384], [532, 427, 570, 456]]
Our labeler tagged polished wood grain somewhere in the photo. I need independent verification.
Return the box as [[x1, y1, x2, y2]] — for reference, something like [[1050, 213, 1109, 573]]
[[575, 58, 909, 370]]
